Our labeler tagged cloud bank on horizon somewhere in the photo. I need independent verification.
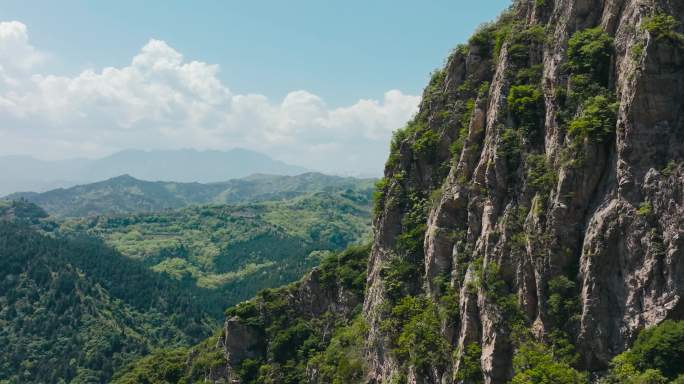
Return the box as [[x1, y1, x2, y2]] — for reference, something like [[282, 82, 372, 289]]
[[0, 21, 420, 175]]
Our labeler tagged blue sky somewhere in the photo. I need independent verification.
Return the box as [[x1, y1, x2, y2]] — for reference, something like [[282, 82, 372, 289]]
[[0, 0, 510, 175], [1, 0, 510, 105]]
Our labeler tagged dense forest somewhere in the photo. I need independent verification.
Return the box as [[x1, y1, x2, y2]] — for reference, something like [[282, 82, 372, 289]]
[[0, 218, 216, 383]]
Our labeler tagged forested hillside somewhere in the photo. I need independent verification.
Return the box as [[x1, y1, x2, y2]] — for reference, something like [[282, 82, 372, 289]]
[[0, 179, 373, 383], [0, 220, 217, 383], [57, 190, 372, 308], [0, 166, 374, 383], [112, 244, 370, 384]]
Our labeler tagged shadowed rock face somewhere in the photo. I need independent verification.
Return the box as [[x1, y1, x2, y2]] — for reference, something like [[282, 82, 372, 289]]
[[363, 0, 684, 382]]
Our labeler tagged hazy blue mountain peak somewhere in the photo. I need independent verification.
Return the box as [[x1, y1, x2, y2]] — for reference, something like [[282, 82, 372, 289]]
[[0, 148, 311, 195]]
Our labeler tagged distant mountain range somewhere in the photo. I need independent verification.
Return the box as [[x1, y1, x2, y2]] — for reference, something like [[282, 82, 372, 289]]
[[6, 172, 375, 218], [0, 148, 310, 196]]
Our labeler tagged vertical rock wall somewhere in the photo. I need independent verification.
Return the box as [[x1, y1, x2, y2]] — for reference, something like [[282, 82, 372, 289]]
[[363, 0, 684, 382]]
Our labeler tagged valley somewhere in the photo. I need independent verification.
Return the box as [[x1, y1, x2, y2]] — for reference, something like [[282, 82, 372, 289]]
[[0, 172, 373, 383]]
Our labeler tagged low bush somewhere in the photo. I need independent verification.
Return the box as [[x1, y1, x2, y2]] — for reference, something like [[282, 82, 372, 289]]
[[526, 154, 557, 194], [309, 316, 367, 384], [384, 296, 450, 375], [568, 95, 618, 142], [546, 276, 580, 330], [636, 201, 653, 217], [508, 85, 544, 136], [566, 28, 614, 86], [511, 340, 587, 384], [603, 321, 684, 382], [373, 178, 389, 214], [456, 343, 484, 383], [642, 13, 683, 42], [381, 258, 422, 302], [412, 129, 440, 158]]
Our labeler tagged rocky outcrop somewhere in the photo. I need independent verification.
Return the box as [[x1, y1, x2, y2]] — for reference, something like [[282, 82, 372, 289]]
[[216, 245, 369, 382], [364, 0, 684, 383], [222, 317, 262, 368]]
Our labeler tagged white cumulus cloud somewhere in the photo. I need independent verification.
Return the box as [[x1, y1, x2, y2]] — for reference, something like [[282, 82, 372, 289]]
[[0, 21, 420, 175], [0, 21, 45, 73]]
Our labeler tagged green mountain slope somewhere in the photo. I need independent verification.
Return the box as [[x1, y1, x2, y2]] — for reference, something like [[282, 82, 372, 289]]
[[6, 173, 374, 218], [0, 184, 372, 383], [112, 244, 370, 384], [56, 189, 372, 310], [0, 220, 217, 384]]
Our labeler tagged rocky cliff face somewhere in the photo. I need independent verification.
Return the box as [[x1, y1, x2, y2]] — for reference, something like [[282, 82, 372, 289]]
[[365, 0, 684, 382], [196, 0, 684, 383]]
